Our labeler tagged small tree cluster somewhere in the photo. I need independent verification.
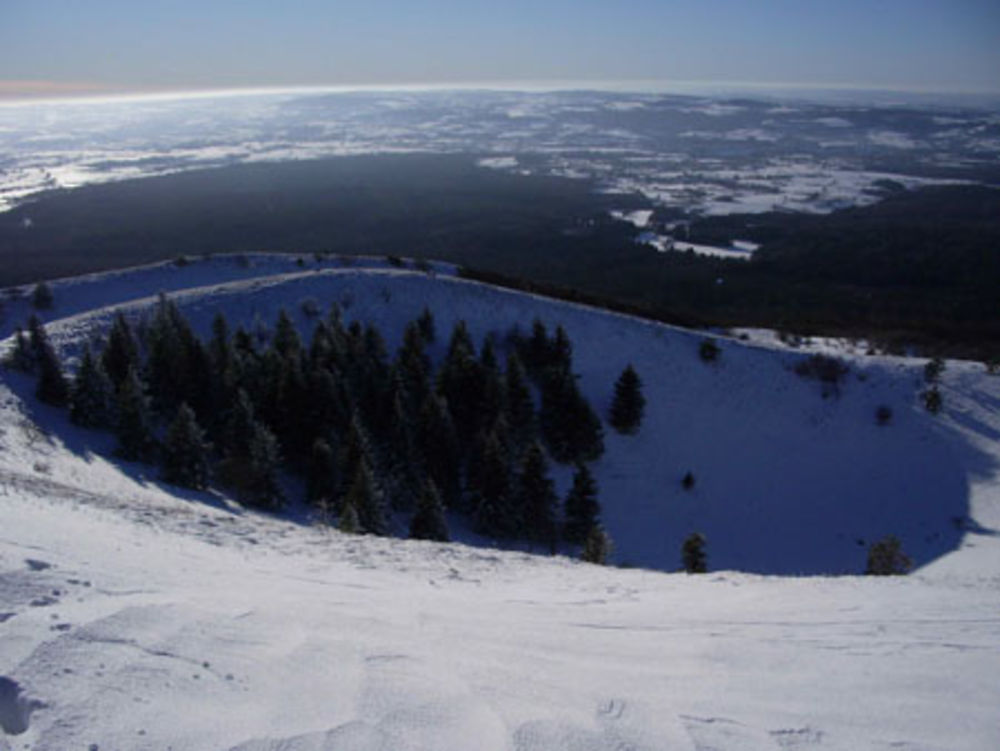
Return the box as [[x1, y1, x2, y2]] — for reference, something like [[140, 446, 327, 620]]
[[699, 338, 720, 363], [923, 357, 945, 384], [865, 535, 912, 575], [922, 386, 942, 414]]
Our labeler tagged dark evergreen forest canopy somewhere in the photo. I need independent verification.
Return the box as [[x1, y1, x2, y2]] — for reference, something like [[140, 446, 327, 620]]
[[1, 155, 997, 358], [20, 299, 630, 551]]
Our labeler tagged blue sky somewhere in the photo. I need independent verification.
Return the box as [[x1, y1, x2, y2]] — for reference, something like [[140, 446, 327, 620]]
[[1, 0, 998, 96]]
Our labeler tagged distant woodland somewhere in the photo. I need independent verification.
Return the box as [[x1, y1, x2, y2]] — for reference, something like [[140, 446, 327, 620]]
[[1, 154, 997, 358]]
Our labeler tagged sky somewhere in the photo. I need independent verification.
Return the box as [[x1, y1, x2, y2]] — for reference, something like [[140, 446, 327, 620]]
[[0, 0, 998, 97]]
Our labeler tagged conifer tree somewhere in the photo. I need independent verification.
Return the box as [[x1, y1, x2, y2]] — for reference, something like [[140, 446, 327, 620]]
[[523, 318, 550, 375], [70, 345, 114, 428], [564, 463, 600, 545], [409, 479, 450, 542], [540, 366, 604, 464], [244, 422, 283, 510], [220, 388, 257, 460], [416, 306, 435, 344], [161, 403, 212, 490], [272, 309, 301, 358], [416, 393, 461, 506], [342, 460, 388, 536], [3, 327, 33, 372], [609, 364, 645, 434], [581, 525, 612, 565], [436, 320, 486, 445], [338, 498, 360, 534], [115, 366, 156, 462], [504, 351, 536, 453], [474, 432, 518, 538], [28, 315, 69, 406], [306, 437, 338, 505], [682, 532, 708, 573], [396, 321, 432, 412], [102, 312, 139, 392], [31, 282, 54, 310], [516, 442, 558, 551]]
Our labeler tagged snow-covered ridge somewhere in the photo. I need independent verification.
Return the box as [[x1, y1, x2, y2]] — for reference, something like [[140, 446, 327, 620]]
[[1, 257, 999, 749]]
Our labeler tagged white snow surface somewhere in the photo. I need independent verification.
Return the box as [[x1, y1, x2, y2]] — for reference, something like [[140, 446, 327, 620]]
[[1, 257, 999, 749]]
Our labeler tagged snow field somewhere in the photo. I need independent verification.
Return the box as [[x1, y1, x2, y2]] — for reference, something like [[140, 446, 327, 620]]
[[1, 257, 998, 749]]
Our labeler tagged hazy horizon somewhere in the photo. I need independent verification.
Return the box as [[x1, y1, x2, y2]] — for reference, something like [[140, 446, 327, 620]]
[[2, 1, 998, 102]]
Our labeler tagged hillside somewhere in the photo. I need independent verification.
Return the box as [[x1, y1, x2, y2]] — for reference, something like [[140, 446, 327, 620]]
[[1, 256, 999, 749]]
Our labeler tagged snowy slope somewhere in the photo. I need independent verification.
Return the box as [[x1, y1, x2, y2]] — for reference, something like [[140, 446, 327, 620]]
[[12, 257, 992, 574], [1, 257, 999, 749]]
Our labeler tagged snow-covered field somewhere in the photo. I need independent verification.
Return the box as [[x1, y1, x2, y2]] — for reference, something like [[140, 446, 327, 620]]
[[2, 88, 994, 216], [2, 257, 999, 749]]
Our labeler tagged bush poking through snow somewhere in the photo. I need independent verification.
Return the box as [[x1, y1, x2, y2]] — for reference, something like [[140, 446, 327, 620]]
[[794, 354, 849, 394], [923, 357, 945, 384], [682, 532, 708, 573], [682, 471, 695, 491], [699, 338, 720, 363], [581, 525, 612, 565], [338, 500, 360, 534], [922, 387, 943, 414], [865, 535, 912, 575], [876, 405, 893, 426]]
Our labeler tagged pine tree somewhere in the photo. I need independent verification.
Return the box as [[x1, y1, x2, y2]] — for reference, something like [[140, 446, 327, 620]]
[[474, 432, 518, 538], [306, 437, 338, 506], [220, 388, 257, 460], [31, 282, 54, 310], [540, 366, 604, 464], [70, 345, 114, 428], [581, 525, 612, 565], [516, 443, 558, 551], [338, 498, 360, 534], [244, 422, 283, 510], [396, 320, 432, 411], [682, 532, 707, 573], [416, 393, 460, 506], [272, 309, 301, 358], [28, 316, 68, 406], [523, 318, 550, 375], [102, 312, 139, 392], [161, 403, 212, 490], [563, 463, 600, 545], [409, 479, 450, 542], [436, 320, 486, 445], [504, 351, 536, 453], [609, 364, 645, 434], [3, 327, 33, 372], [342, 460, 388, 536], [115, 366, 156, 462], [416, 306, 435, 344]]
